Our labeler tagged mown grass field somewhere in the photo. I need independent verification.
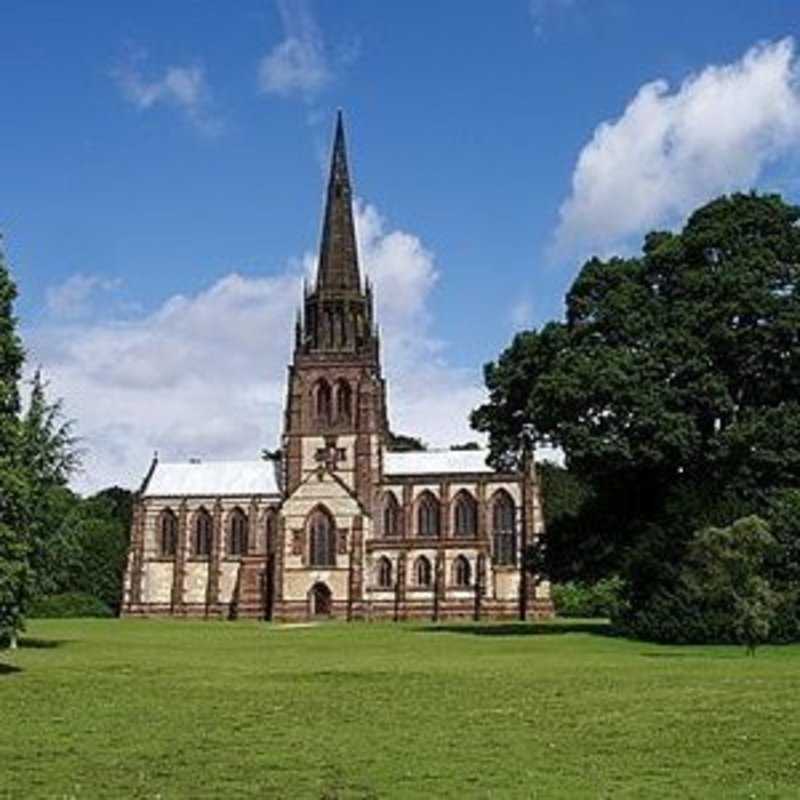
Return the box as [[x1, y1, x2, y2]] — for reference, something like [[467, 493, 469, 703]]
[[2, 618, 800, 799]]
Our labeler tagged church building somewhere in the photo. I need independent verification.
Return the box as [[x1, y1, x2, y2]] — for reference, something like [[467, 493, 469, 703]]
[[122, 114, 552, 621]]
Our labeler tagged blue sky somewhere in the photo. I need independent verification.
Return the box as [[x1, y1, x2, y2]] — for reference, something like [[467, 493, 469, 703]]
[[3, 1, 800, 490]]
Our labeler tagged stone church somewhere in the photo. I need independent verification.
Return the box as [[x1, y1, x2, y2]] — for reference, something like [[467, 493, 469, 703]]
[[123, 114, 552, 622]]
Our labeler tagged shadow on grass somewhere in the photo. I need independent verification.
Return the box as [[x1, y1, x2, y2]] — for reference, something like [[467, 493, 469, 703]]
[[417, 621, 620, 638], [639, 651, 692, 659], [0, 662, 22, 675], [18, 637, 69, 649]]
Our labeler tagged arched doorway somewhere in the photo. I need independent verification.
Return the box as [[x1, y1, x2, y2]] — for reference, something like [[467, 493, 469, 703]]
[[310, 582, 332, 617]]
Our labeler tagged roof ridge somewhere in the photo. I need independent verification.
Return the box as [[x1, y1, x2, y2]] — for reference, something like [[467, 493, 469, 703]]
[[157, 458, 268, 465], [384, 447, 487, 454]]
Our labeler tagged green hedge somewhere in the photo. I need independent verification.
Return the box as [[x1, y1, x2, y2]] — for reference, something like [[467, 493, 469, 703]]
[[29, 592, 113, 619], [552, 577, 624, 619]]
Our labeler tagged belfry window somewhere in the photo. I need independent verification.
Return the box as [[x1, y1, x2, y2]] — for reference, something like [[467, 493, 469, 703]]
[[159, 509, 178, 557], [453, 556, 471, 587], [194, 508, 212, 557], [326, 311, 335, 349], [414, 556, 432, 588], [309, 508, 336, 567], [336, 312, 346, 347], [377, 557, 393, 589], [453, 491, 478, 537], [335, 380, 352, 422], [417, 493, 440, 538], [315, 379, 332, 423], [229, 508, 249, 556], [492, 491, 517, 566]]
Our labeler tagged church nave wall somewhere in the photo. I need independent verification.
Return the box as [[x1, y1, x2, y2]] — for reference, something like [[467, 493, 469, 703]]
[[183, 562, 209, 604], [143, 562, 173, 604]]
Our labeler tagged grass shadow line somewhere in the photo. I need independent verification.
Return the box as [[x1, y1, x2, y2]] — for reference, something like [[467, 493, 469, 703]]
[[18, 637, 70, 649], [417, 621, 621, 638], [640, 652, 691, 659], [0, 662, 22, 675]]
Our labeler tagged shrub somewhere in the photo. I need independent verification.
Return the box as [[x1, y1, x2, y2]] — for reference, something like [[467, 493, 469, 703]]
[[29, 592, 113, 619], [552, 577, 623, 618], [618, 516, 781, 648]]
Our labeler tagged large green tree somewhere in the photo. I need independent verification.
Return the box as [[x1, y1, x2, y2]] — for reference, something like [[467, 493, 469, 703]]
[[0, 246, 27, 646], [473, 193, 800, 587], [19, 370, 79, 598]]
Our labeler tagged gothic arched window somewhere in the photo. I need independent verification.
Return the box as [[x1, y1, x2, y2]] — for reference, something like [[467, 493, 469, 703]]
[[229, 508, 249, 556], [314, 379, 332, 423], [159, 509, 178, 557], [453, 491, 478, 537], [309, 507, 336, 567], [194, 508, 212, 557], [382, 493, 400, 537], [492, 490, 517, 566], [417, 492, 440, 538], [453, 555, 471, 587], [335, 380, 352, 423], [377, 557, 393, 588], [414, 556, 432, 587]]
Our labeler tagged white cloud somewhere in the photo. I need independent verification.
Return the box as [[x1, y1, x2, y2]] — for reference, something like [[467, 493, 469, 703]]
[[45, 274, 121, 320], [553, 38, 800, 259], [113, 53, 222, 135], [258, 0, 331, 97], [26, 203, 485, 494]]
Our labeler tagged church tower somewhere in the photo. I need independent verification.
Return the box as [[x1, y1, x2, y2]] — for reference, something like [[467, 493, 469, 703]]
[[282, 112, 388, 505]]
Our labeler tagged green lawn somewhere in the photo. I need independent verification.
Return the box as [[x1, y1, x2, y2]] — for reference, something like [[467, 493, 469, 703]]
[[2, 619, 800, 799]]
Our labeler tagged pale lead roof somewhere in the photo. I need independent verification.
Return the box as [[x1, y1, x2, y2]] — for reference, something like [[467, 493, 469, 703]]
[[382, 449, 494, 476], [144, 460, 281, 498]]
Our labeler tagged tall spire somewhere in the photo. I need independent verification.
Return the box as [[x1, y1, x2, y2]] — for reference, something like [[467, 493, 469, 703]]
[[316, 110, 361, 292]]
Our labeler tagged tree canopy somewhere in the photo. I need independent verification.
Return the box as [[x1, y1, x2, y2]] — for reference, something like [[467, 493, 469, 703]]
[[473, 193, 800, 642], [386, 432, 426, 452], [0, 247, 28, 644], [1, 247, 131, 645], [474, 193, 800, 495]]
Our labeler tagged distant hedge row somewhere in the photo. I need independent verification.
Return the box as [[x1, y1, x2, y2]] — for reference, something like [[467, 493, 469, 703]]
[[28, 592, 113, 619]]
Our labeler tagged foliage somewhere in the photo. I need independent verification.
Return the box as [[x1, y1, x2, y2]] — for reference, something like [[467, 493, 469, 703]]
[[449, 441, 481, 450], [386, 431, 426, 451], [473, 193, 800, 641], [475, 193, 800, 494], [59, 488, 132, 613], [762, 489, 800, 642], [4, 619, 800, 798], [622, 516, 779, 649], [20, 486, 133, 616], [0, 245, 130, 631], [551, 577, 624, 619], [20, 370, 79, 487], [16, 371, 81, 605], [28, 592, 113, 618], [536, 462, 618, 582], [0, 245, 27, 645]]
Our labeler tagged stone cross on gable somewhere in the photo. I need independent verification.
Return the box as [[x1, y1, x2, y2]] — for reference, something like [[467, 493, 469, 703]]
[[315, 441, 345, 472]]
